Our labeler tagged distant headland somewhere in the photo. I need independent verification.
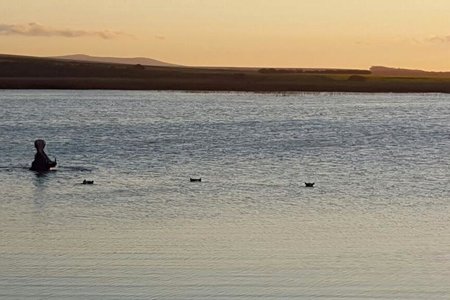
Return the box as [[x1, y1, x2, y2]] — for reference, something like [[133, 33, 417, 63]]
[[1, 54, 450, 93], [50, 54, 179, 67]]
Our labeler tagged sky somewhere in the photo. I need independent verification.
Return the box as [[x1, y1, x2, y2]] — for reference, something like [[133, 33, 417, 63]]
[[1, 0, 450, 70]]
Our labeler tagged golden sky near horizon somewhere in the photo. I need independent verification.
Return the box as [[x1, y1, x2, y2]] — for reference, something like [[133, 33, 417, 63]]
[[1, 0, 450, 70]]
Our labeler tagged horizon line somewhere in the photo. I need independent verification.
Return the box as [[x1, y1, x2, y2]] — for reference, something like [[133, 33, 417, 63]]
[[3, 52, 450, 73]]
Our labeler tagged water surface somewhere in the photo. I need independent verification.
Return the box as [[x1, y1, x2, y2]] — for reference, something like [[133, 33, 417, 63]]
[[1, 90, 449, 299]]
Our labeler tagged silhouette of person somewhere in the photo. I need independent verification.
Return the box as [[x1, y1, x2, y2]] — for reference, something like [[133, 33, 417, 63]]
[[30, 139, 57, 172]]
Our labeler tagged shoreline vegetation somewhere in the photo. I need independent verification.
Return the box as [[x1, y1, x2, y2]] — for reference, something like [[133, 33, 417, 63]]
[[1, 54, 450, 93]]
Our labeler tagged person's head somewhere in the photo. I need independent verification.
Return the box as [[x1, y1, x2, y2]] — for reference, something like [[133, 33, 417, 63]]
[[34, 139, 46, 152]]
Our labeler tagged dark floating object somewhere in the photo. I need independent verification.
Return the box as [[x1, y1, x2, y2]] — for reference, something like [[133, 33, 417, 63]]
[[190, 177, 202, 182], [83, 180, 94, 185], [305, 182, 315, 187]]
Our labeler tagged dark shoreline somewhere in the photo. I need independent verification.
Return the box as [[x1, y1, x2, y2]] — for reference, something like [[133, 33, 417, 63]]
[[2, 77, 450, 93], [1, 54, 450, 93]]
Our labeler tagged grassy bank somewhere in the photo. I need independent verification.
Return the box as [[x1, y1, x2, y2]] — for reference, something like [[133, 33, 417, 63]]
[[1, 54, 450, 93]]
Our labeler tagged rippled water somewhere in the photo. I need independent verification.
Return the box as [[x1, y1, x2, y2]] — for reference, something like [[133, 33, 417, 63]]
[[1, 90, 449, 299]]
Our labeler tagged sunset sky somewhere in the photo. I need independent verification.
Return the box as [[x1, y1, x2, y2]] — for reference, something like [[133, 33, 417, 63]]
[[1, 0, 450, 70]]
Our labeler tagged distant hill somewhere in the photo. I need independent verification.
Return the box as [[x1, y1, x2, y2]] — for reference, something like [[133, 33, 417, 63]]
[[371, 66, 450, 78], [51, 54, 178, 67]]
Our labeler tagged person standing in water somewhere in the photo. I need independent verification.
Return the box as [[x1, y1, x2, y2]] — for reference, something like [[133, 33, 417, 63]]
[[30, 139, 57, 172]]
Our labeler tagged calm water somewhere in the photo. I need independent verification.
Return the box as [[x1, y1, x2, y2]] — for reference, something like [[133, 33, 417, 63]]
[[0, 90, 449, 299]]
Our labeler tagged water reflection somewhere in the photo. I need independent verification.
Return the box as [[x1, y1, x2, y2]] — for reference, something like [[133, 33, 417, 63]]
[[32, 169, 56, 185]]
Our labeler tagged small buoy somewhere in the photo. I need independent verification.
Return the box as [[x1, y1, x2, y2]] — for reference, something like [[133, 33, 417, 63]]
[[83, 180, 94, 185], [190, 177, 201, 182], [305, 182, 315, 187]]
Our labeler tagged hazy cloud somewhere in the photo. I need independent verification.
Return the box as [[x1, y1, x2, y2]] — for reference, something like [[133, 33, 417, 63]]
[[425, 35, 450, 43], [155, 35, 166, 41], [354, 40, 371, 46], [0, 22, 131, 39]]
